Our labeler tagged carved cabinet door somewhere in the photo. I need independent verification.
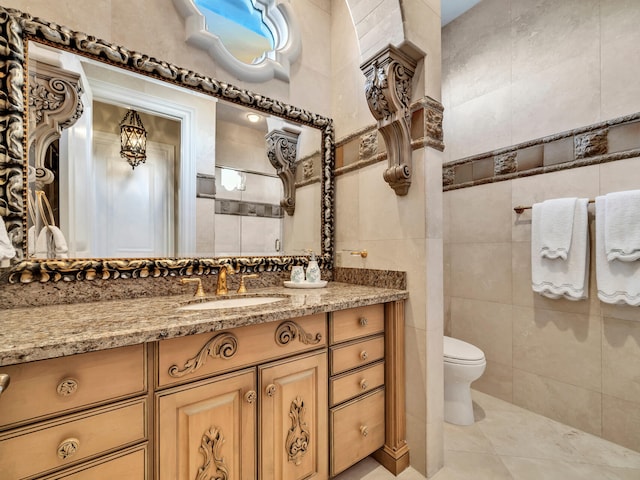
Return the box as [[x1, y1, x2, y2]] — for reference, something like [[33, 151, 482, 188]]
[[156, 368, 257, 480], [258, 350, 328, 480]]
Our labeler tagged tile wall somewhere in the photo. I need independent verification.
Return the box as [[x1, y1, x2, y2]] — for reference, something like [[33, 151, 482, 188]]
[[443, 0, 640, 454], [444, 156, 640, 452]]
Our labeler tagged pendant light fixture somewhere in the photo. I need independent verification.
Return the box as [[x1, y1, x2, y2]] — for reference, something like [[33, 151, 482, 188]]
[[119, 109, 147, 169]]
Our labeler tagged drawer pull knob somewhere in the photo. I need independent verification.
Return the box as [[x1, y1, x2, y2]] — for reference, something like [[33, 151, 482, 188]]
[[0, 373, 10, 397], [57, 378, 79, 396], [265, 384, 277, 397], [359, 317, 368, 327], [360, 426, 369, 437], [360, 379, 368, 390], [245, 390, 257, 404], [57, 438, 80, 459], [360, 350, 368, 361]]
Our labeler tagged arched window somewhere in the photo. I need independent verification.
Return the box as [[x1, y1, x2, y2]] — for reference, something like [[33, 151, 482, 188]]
[[174, 0, 300, 83]]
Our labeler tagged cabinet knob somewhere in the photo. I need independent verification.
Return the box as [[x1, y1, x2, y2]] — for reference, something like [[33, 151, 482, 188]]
[[359, 317, 368, 327], [360, 350, 368, 361], [57, 378, 79, 396], [245, 390, 257, 404], [0, 373, 10, 397], [265, 384, 277, 397], [360, 379, 368, 390], [360, 425, 369, 437], [57, 438, 80, 459]]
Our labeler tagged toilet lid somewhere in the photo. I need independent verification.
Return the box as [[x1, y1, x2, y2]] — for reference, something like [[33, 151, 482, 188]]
[[444, 336, 485, 362]]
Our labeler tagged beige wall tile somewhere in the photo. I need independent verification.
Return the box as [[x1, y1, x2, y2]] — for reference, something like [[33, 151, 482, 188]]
[[472, 360, 513, 403], [510, 0, 599, 83], [406, 411, 427, 475], [513, 369, 602, 436], [335, 171, 360, 246], [447, 86, 512, 159], [427, 326, 444, 425], [450, 297, 512, 366], [608, 123, 640, 154], [448, 181, 512, 244], [603, 395, 640, 453], [426, 417, 445, 477], [599, 157, 640, 195], [450, 243, 512, 304], [602, 317, 640, 404], [511, 55, 600, 145], [600, 0, 640, 119], [512, 306, 602, 392], [358, 163, 426, 242]]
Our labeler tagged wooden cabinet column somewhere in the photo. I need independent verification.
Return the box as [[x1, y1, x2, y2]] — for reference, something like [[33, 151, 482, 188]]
[[373, 300, 409, 474]]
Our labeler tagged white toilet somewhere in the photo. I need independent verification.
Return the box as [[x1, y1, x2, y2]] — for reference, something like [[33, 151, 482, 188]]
[[443, 336, 486, 425]]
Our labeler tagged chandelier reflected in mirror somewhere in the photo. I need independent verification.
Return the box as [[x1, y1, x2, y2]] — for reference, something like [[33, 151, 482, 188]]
[[119, 109, 147, 169]]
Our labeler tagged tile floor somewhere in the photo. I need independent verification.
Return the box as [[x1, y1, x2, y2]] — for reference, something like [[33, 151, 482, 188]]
[[334, 389, 640, 479]]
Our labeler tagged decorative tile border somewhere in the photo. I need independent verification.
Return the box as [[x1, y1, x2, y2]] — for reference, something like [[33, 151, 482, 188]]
[[334, 97, 445, 177], [443, 113, 640, 190]]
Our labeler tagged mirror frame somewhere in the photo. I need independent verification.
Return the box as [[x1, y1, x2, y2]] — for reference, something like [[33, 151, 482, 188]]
[[0, 7, 334, 284]]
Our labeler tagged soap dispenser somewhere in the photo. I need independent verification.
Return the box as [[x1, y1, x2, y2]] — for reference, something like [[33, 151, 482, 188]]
[[305, 251, 321, 283]]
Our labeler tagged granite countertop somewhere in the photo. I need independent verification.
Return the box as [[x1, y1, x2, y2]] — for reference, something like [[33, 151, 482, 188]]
[[0, 282, 408, 366]]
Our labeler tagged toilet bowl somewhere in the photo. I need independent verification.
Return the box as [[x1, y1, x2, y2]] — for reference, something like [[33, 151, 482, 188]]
[[443, 336, 486, 425]]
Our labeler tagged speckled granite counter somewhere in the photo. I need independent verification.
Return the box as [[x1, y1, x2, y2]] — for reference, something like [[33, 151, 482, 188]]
[[0, 282, 408, 366]]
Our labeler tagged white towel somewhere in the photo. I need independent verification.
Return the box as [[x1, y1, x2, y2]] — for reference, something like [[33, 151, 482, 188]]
[[532, 198, 589, 300], [0, 216, 16, 260], [35, 226, 69, 259], [27, 225, 36, 256], [534, 197, 578, 260], [604, 190, 640, 262], [596, 196, 640, 306]]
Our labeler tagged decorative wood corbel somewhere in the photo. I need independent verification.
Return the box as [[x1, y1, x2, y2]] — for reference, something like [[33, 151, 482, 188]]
[[361, 46, 417, 196], [266, 128, 300, 215], [28, 60, 84, 190]]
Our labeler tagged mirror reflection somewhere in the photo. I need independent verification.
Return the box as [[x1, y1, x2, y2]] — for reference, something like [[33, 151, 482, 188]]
[[27, 41, 322, 261]]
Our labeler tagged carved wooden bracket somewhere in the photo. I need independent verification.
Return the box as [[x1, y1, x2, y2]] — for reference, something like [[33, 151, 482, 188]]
[[361, 46, 417, 196], [266, 128, 300, 215], [168, 332, 238, 378], [275, 320, 322, 346], [28, 59, 84, 190]]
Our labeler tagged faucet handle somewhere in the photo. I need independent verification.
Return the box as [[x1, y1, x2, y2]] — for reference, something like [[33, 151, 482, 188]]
[[180, 277, 206, 297], [237, 274, 259, 294]]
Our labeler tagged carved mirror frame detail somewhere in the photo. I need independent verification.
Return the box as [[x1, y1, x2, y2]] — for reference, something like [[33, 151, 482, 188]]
[[0, 7, 335, 284]]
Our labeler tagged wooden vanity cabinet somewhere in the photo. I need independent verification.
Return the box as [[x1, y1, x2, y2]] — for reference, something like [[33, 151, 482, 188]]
[[0, 345, 148, 480], [328, 304, 387, 477], [0, 300, 406, 479], [155, 314, 328, 480]]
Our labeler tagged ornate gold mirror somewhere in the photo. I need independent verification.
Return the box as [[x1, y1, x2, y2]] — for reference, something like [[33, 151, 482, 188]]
[[0, 7, 334, 283]]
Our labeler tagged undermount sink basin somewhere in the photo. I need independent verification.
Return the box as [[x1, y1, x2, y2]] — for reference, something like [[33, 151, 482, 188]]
[[178, 296, 286, 311]]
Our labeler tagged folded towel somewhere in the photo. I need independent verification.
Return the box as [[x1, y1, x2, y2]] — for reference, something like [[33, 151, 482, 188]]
[[532, 198, 589, 300], [35, 226, 69, 259], [0, 216, 16, 260], [604, 190, 640, 262], [28, 225, 36, 256], [534, 197, 578, 260], [596, 196, 640, 306]]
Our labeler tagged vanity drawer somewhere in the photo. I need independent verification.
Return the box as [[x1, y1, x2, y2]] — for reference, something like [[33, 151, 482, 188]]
[[330, 304, 384, 344], [330, 335, 384, 376], [0, 344, 146, 430], [0, 398, 146, 480], [41, 444, 147, 479], [329, 361, 385, 407], [157, 313, 326, 387], [330, 388, 385, 476]]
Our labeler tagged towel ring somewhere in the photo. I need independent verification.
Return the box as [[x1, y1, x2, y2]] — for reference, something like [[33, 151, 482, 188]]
[[35, 190, 56, 228]]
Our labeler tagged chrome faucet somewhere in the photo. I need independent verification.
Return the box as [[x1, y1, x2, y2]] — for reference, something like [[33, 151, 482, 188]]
[[216, 264, 235, 295]]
